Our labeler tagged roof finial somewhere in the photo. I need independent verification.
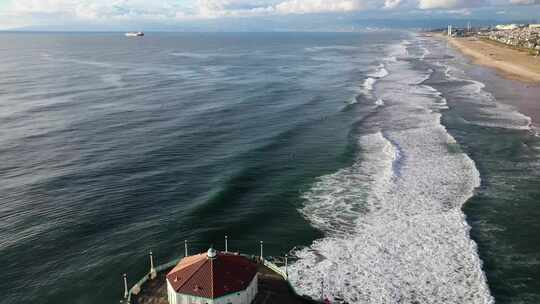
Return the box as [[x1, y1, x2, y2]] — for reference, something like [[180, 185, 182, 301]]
[[207, 245, 217, 259]]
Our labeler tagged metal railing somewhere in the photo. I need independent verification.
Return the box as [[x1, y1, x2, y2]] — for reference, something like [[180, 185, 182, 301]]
[[121, 240, 315, 304], [263, 258, 288, 279]]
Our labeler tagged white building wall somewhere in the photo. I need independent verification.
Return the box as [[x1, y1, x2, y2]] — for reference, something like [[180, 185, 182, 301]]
[[167, 280, 177, 304], [167, 275, 258, 304], [213, 275, 258, 304], [496, 24, 519, 30]]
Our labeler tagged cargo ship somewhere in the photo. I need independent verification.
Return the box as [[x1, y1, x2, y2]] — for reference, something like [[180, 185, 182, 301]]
[[125, 32, 144, 37]]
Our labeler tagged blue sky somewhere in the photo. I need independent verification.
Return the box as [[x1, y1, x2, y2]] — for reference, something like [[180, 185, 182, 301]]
[[0, 0, 539, 30]]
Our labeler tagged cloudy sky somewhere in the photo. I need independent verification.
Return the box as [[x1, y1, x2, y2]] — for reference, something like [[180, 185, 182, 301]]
[[0, 0, 538, 30]]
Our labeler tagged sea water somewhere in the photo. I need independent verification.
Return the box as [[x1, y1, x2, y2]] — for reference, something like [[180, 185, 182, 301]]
[[1, 32, 539, 304]]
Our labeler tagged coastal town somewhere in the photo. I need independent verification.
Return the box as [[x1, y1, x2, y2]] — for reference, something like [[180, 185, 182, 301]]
[[438, 21, 540, 83], [447, 23, 540, 55]]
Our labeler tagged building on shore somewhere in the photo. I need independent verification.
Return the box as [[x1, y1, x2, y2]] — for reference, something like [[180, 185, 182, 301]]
[[530, 24, 540, 29], [496, 24, 520, 30], [166, 248, 258, 304], [121, 239, 313, 304], [478, 26, 540, 54]]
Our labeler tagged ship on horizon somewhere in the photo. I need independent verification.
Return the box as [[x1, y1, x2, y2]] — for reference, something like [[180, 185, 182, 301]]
[[125, 32, 144, 37]]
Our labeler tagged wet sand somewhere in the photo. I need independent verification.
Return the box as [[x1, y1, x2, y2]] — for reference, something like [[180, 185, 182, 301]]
[[443, 35, 540, 83]]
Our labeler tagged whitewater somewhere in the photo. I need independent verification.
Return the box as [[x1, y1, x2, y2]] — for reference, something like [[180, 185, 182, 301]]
[[288, 37, 494, 303]]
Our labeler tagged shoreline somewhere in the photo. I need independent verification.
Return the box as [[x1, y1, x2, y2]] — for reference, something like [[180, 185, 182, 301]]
[[437, 34, 540, 84]]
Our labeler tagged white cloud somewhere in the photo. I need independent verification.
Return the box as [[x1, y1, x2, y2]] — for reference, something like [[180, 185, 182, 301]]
[[274, 0, 366, 14], [4, 0, 370, 20], [418, 0, 486, 9], [6, 0, 181, 20], [384, 0, 404, 8], [191, 0, 371, 17], [509, 0, 539, 4], [1, 0, 539, 29]]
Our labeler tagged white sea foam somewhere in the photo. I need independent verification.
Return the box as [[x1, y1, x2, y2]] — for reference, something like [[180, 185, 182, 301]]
[[420, 46, 431, 59], [355, 77, 379, 103], [101, 74, 124, 88], [444, 64, 532, 130], [305, 46, 363, 52], [362, 77, 376, 92], [288, 39, 493, 304], [358, 64, 389, 100], [42, 55, 113, 68], [170, 52, 216, 59], [368, 64, 389, 78]]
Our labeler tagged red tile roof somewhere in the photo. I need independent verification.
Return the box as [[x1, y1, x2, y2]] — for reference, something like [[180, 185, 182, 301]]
[[167, 251, 258, 299]]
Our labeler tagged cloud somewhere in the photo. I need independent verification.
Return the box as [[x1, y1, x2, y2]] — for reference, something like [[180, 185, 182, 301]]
[[274, 0, 366, 14], [1, 0, 539, 29], [4, 0, 540, 19], [7, 0, 178, 20], [384, 0, 404, 8], [417, 0, 486, 9], [193, 0, 373, 17], [4, 0, 371, 20], [509, 0, 540, 4]]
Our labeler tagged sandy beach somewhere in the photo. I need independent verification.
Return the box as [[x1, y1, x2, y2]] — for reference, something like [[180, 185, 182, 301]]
[[442, 35, 540, 83]]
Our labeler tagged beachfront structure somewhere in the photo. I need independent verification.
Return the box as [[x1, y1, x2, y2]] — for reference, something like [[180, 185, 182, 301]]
[[479, 26, 540, 54], [530, 24, 540, 29], [166, 248, 258, 304], [448, 25, 453, 37], [496, 24, 519, 30]]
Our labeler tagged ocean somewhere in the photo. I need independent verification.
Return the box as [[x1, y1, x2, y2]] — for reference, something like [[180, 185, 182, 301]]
[[0, 31, 539, 304]]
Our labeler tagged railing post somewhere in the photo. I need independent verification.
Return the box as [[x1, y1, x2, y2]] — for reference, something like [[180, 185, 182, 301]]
[[123, 273, 129, 300], [285, 254, 288, 278], [184, 240, 188, 257], [225, 235, 228, 253], [260, 241, 264, 260], [149, 251, 156, 279]]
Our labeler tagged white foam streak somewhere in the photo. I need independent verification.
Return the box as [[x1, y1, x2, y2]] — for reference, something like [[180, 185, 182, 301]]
[[357, 63, 390, 101], [289, 39, 493, 304], [368, 64, 389, 78], [362, 77, 376, 92], [305, 46, 363, 52], [101, 74, 124, 88], [42, 54, 112, 68], [420, 46, 431, 59], [443, 63, 532, 130]]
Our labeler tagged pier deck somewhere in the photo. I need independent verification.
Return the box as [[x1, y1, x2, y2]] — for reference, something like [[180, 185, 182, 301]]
[[131, 263, 314, 304]]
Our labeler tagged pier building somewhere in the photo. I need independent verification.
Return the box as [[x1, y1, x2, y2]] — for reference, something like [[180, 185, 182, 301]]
[[166, 248, 258, 304]]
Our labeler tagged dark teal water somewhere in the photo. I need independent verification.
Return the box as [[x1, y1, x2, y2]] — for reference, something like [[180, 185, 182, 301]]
[[1, 32, 540, 304], [0, 32, 401, 304]]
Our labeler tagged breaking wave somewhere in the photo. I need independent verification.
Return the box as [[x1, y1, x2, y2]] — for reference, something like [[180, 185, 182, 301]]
[[420, 35, 533, 130], [305, 46, 363, 52], [443, 64, 532, 130], [357, 63, 390, 102], [368, 64, 389, 78], [361, 77, 377, 94], [288, 38, 493, 304], [101, 74, 124, 88]]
